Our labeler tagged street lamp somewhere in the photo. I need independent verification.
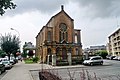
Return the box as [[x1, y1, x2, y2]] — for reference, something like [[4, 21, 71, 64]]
[[10, 28, 21, 52], [10, 28, 20, 37]]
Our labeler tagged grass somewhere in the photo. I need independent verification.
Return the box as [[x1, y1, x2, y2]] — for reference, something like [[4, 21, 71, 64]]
[[24, 59, 34, 64]]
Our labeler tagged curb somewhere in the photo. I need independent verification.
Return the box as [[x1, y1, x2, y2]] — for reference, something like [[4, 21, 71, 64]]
[[29, 70, 34, 80]]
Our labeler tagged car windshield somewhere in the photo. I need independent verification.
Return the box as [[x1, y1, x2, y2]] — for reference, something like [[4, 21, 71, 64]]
[[85, 58, 90, 60]]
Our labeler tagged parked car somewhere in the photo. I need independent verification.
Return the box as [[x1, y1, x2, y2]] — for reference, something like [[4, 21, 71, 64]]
[[0, 58, 8, 61], [113, 56, 119, 60], [106, 55, 111, 59], [83, 56, 103, 66], [117, 56, 120, 61], [2, 60, 12, 69], [0, 62, 6, 74], [106, 55, 116, 60], [10, 57, 15, 65]]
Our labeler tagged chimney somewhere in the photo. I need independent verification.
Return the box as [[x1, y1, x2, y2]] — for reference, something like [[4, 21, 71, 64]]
[[61, 5, 64, 10]]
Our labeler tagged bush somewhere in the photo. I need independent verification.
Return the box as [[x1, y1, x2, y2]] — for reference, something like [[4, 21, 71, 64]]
[[32, 57, 39, 63], [95, 50, 108, 59], [0, 53, 6, 58], [24, 58, 33, 64]]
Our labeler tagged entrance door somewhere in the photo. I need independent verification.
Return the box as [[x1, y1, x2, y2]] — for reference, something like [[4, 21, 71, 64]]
[[47, 48, 52, 62], [62, 48, 67, 59]]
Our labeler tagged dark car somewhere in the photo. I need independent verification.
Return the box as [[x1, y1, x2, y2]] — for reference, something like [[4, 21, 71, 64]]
[[0, 63, 5, 74]]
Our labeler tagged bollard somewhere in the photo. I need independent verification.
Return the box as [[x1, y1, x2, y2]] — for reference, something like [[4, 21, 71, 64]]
[[52, 54, 56, 66], [67, 53, 72, 65], [47, 55, 50, 64]]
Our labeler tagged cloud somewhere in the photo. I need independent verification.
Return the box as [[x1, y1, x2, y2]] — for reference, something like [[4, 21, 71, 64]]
[[71, 0, 120, 18], [6, 0, 68, 16], [4, 0, 120, 18]]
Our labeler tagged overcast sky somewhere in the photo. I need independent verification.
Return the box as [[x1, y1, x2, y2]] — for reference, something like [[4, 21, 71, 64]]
[[0, 0, 120, 50]]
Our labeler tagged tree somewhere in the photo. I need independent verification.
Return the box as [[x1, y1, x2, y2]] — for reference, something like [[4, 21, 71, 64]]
[[95, 50, 108, 59], [0, 33, 20, 60], [0, 0, 16, 16], [22, 42, 28, 58], [0, 49, 6, 58]]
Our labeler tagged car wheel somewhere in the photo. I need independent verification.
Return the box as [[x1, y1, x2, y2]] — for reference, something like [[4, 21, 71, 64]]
[[3, 68, 6, 72], [100, 62, 103, 65], [0, 70, 2, 75], [90, 63, 93, 66]]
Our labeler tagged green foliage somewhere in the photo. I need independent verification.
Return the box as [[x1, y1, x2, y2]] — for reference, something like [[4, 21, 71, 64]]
[[0, 49, 4, 54], [95, 50, 108, 59], [0, 33, 20, 59], [24, 57, 39, 64], [0, 53, 6, 58], [57, 61, 69, 66], [0, 0, 16, 15], [22, 52, 27, 58], [32, 57, 39, 63], [0, 50, 6, 58], [24, 58, 34, 64]]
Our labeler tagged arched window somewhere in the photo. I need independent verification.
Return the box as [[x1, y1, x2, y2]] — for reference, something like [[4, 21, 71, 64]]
[[76, 48, 79, 55], [75, 34, 78, 43], [56, 47, 60, 55], [59, 23, 68, 42], [48, 31, 51, 41], [47, 48, 51, 55]]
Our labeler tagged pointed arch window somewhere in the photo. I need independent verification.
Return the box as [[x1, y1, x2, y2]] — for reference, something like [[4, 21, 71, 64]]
[[76, 48, 79, 55], [48, 31, 51, 41], [59, 23, 68, 42], [75, 34, 78, 43]]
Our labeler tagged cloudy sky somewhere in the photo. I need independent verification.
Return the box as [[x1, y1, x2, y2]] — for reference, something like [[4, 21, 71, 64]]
[[0, 0, 120, 50]]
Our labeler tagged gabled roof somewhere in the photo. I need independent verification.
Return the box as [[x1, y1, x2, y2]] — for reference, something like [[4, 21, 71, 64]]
[[46, 5, 74, 26]]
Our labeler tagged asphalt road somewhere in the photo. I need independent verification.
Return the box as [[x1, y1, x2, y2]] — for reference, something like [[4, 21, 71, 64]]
[[1, 60, 120, 80], [54, 60, 120, 80], [30, 60, 120, 80]]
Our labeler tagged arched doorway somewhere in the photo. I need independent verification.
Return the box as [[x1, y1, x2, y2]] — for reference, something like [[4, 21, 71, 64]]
[[62, 47, 67, 59], [56, 47, 60, 55], [47, 48, 52, 62]]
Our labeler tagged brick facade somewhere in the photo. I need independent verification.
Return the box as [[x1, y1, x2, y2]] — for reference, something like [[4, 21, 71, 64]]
[[36, 6, 82, 63]]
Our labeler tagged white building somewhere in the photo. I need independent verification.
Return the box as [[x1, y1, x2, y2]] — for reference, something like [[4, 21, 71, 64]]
[[108, 28, 120, 56]]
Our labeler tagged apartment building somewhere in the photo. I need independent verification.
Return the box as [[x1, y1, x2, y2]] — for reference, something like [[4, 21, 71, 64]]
[[108, 28, 120, 56], [84, 45, 106, 55]]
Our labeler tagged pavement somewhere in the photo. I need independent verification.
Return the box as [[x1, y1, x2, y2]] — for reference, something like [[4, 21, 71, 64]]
[[0, 60, 111, 80], [1, 61, 33, 80]]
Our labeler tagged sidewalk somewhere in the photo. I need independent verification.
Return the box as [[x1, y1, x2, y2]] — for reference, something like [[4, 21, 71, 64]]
[[1, 61, 33, 80]]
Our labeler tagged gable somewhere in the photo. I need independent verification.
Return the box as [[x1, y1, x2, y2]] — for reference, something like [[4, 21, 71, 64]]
[[46, 5, 74, 26]]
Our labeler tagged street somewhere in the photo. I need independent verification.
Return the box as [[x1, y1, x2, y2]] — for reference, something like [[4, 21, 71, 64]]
[[30, 60, 120, 80], [1, 60, 120, 80], [54, 60, 120, 80]]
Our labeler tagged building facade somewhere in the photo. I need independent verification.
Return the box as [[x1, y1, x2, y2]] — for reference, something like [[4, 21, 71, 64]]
[[36, 6, 82, 63], [108, 28, 120, 56], [23, 42, 36, 58], [84, 45, 106, 55]]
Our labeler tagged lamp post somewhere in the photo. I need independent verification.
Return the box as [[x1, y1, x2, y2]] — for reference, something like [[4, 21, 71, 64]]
[[10, 28, 21, 52], [10, 28, 20, 38]]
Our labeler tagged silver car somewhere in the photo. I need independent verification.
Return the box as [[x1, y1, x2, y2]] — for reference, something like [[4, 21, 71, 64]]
[[83, 56, 103, 66], [2, 60, 12, 69]]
